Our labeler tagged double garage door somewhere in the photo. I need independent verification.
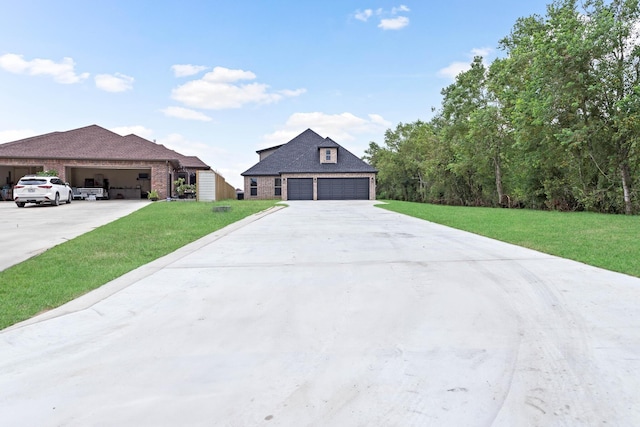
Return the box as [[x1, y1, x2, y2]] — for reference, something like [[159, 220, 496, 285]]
[[287, 178, 370, 200]]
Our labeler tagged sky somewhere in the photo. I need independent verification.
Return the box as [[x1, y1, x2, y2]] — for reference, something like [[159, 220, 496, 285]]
[[0, 0, 550, 189]]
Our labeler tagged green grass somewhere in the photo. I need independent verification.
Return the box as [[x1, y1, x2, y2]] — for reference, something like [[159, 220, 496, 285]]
[[378, 200, 640, 278], [0, 200, 279, 330]]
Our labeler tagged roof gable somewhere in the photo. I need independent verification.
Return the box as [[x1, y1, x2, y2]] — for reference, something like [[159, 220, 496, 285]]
[[242, 129, 377, 176]]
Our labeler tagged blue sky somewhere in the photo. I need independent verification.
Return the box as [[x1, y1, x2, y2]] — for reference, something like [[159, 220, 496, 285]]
[[0, 0, 549, 188]]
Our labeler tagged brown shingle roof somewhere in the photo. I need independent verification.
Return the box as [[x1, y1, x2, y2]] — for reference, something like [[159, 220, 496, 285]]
[[122, 134, 210, 169], [179, 155, 209, 169], [0, 124, 210, 169]]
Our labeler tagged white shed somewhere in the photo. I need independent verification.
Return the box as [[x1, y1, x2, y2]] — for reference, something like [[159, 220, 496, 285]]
[[197, 170, 217, 201]]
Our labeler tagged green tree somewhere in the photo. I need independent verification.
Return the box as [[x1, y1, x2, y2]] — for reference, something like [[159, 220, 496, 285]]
[[584, 0, 640, 214], [365, 122, 445, 202], [370, 0, 639, 214], [438, 56, 511, 206]]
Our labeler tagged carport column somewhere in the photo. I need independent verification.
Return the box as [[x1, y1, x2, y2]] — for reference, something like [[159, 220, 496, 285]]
[[167, 161, 171, 199], [150, 164, 169, 199], [43, 161, 66, 181]]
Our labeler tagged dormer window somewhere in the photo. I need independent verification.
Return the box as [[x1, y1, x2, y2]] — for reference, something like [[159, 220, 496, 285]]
[[320, 147, 337, 164]]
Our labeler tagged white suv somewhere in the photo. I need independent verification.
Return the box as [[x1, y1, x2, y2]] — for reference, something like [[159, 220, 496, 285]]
[[14, 175, 73, 208]]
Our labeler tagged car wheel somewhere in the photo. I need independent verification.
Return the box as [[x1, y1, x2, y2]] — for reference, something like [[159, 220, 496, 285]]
[[16, 202, 25, 208], [53, 193, 60, 206], [66, 192, 72, 204]]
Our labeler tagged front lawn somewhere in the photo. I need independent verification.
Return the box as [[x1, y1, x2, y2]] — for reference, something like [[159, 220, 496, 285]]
[[378, 200, 640, 278]]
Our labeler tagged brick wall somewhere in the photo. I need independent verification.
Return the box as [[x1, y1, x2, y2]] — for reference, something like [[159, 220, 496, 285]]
[[244, 175, 282, 200]]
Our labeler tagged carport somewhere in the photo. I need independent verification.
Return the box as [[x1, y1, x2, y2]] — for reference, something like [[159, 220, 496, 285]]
[[66, 166, 152, 200]]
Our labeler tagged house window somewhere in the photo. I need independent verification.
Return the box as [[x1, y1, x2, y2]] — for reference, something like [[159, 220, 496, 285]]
[[250, 178, 257, 196], [325, 149, 331, 161], [275, 178, 282, 196]]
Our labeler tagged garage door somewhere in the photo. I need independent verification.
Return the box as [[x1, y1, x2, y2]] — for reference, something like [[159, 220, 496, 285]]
[[287, 178, 313, 200], [317, 178, 370, 200]]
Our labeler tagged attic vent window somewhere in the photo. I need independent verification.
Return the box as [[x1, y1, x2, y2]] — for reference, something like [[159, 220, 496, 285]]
[[325, 149, 331, 161]]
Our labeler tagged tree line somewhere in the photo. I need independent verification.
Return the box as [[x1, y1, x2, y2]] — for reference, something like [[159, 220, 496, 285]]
[[365, 0, 640, 214]]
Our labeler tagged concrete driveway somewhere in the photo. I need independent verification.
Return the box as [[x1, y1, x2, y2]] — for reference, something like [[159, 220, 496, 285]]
[[0, 199, 149, 271], [1, 201, 640, 426]]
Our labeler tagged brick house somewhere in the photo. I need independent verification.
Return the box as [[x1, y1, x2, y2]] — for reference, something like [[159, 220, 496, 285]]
[[242, 129, 377, 200], [0, 124, 210, 200]]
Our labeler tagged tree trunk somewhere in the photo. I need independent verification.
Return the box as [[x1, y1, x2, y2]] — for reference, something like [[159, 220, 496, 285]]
[[417, 171, 427, 202], [620, 161, 633, 215], [494, 155, 505, 206]]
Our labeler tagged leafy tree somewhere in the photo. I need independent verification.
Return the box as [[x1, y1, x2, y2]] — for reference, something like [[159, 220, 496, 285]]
[[368, 0, 639, 214], [36, 170, 59, 177], [365, 122, 446, 202], [584, 0, 640, 214], [438, 56, 512, 206]]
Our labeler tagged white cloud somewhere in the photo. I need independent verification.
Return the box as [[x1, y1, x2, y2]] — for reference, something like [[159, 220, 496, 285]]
[[368, 113, 390, 126], [378, 16, 409, 30], [437, 47, 495, 80], [263, 112, 391, 145], [278, 88, 307, 97], [95, 73, 134, 92], [203, 66, 256, 83], [171, 64, 208, 77], [392, 5, 410, 14], [354, 6, 410, 30], [161, 106, 212, 122], [110, 125, 154, 139], [157, 133, 216, 156], [171, 66, 305, 110], [471, 47, 493, 57], [0, 53, 89, 84], [355, 9, 373, 21], [437, 62, 472, 80], [0, 129, 38, 143]]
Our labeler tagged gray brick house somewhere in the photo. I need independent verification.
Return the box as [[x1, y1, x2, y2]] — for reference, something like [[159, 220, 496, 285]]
[[242, 129, 377, 200], [0, 124, 210, 200]]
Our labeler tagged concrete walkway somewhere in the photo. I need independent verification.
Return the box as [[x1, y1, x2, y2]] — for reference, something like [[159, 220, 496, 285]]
[[1, 201, 639, 426]]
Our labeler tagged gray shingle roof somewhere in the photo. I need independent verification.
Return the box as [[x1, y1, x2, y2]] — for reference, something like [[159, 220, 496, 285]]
[[242, 129, 377, 176], [0, 124, 210, 169]]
